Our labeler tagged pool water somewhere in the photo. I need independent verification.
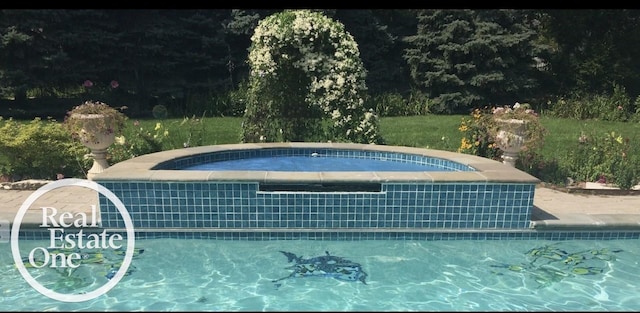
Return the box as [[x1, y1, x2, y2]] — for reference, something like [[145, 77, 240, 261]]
[[2, 238, 639, 311], [181, 156, 446, 172]]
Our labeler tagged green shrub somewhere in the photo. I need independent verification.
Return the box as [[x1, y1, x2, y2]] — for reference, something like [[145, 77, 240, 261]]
[[222, 80, 251, 117], [0, 117, 89, 180], [565, 130, 640, 189], [164, 115, 207, 149], [630, 95, 640, 123], [368, 90, 431, 117], [108, 115, 207, 164], [611, 154, 639, 190], [405, 90, 432, 116], [108, 120, 165, 164], [456, 107, 502, 161], [182, 83, 248, 118], [368, 92, 406, 117], [549, 84, 632, 121], [517, 151, 569, 186]]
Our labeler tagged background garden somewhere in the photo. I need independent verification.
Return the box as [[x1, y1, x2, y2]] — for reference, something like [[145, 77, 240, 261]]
[[1, 9, 639, 189]]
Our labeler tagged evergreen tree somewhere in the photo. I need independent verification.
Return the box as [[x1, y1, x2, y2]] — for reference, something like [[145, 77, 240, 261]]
[[1, 10, 249, 116], [540, 9, 640, 97], [0, 10, 76, 102], [327, 9, 416, 95], [404, 9, 549, 113], [222, 9, 278, 87]]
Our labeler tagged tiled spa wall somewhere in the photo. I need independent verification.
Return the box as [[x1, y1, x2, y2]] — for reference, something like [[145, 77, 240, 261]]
[[95, 181, 535, 230]]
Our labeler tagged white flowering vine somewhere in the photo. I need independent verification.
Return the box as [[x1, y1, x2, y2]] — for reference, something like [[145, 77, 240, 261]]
[[241, 9, 383, 144]]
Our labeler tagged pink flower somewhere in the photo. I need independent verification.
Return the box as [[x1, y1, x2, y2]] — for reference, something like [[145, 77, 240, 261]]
[[133, 120, 140, 126], [597, 175, 607, 184], [617, 105, 623, 110], [56, 173, 64, 180], [83, 80, 94, 88], [111, 80, 119, 89]]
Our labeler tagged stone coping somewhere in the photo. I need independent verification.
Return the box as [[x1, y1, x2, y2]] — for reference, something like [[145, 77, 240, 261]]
[[93, 143, 540, 184], [0, 179, 52, 190]]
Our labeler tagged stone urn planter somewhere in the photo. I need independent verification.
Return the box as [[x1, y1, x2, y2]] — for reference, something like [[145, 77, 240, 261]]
[[72, 113, 117, 179], [489, 103, 546, 168], [494, 118, 527, 167], [63, 101, 127, 180]]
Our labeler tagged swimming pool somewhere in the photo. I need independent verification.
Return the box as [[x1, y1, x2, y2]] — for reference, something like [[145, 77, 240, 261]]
[[2, 238, 640, 311], [93, 143, 540, 233], [31, 142, 630, 309]]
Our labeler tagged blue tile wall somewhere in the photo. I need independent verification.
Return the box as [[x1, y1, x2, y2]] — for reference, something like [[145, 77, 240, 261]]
[[95, 181, 535, 231]]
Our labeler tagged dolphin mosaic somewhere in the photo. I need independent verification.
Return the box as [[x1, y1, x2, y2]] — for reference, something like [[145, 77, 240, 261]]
[[273, 250, 368, 286]]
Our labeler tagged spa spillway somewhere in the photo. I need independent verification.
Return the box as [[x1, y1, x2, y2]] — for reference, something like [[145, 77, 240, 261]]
[[93, 143, 540, 238]]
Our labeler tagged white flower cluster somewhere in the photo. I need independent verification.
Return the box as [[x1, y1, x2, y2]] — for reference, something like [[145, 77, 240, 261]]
[[245, 10, 381, 144]]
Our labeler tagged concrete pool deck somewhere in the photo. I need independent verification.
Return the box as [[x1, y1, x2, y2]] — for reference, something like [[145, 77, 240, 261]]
[[1, 185, 639, 230]]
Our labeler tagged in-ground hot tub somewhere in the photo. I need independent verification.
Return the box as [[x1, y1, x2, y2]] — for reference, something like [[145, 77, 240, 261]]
[[94, 143, 539, 239]]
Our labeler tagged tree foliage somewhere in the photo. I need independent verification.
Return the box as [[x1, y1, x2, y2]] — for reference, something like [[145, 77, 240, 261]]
[[1, 9, 640, 116], [0, 9, 251, 116], [404, 9, 549, 113], [540, 9, 640, 97], [326, 9, 415, 95]]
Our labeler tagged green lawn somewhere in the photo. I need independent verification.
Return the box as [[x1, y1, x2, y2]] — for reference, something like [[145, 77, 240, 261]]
[[3, 113, 639, 183], [379, 115, 463, 150], [130, 115, 467, 150], [537, 116, 640, 159], [131, 115, 640, 163]]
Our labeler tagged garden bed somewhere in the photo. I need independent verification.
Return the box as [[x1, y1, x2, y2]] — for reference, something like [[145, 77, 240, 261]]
[[539, 182, 640, 196]]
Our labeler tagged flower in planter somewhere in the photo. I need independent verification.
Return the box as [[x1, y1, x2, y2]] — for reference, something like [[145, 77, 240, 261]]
[[492, 102, 539, 122], [62, 100, 128, 146], [489, 102, 547, 152]]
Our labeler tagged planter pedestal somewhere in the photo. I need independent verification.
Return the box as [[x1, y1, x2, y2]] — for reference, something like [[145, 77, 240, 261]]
[[83, 132, 115, 180], [498, 141, 523, 167]]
